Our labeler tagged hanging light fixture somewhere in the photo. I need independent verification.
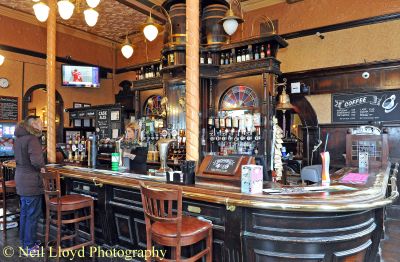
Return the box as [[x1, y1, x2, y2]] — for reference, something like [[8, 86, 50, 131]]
[[84, 8, 99, 27], [121, 36, 134, 59], [57, 0, 75, 20], [142, 5, 172, 42], [219, 0, 244, 36], [33, 1, 50, 22], [0, 55, 5, 66], [32, 0, 100, 26], [86, 0, 100, 8]]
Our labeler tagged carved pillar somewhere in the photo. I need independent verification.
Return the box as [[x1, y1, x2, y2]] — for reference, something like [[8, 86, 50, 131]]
[[185, 0, 200, 162], [46, 0, 57, 163]]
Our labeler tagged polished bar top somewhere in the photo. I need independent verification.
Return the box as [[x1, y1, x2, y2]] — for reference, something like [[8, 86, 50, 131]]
[[3, 161, 397, 212]]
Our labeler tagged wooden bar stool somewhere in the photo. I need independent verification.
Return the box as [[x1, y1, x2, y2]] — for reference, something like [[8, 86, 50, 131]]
[[140, 182, 212, 262], [42, 171, 95, 261], [0, 162, 18, 239]]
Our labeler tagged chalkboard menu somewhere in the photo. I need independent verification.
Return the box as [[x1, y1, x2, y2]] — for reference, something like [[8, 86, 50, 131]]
[[0, 96, 18, 121], [96, 109, 110, 138], [332, 90, 400, 123], [205, 156, 240, 175]]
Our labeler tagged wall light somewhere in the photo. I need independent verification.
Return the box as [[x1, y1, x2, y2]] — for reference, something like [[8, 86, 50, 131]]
[[0, 55, 5, 66]]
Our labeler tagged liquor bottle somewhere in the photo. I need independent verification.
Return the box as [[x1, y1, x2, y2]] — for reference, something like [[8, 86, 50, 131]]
[[241, 48, 246, 62], [254, 46, 260, 60], [225, 53, 230, 65], [246, 45, 251, 61], [260, 45, 265, 59], [169, 53, 175, 65], [215, 117, 220, 129], [231, 49, 236, 63], [220, 53, 225, 65], [267, 44, 271, 57], [207, 52, 212, 64], [237, 50, 242, 63], [208, 116, 214, 128], [200, 53, 205, 64], [135, 71, 139, 81], [219, 117, 226, 129], [226, 116, 232, 129], [151, 65, 155, 78]]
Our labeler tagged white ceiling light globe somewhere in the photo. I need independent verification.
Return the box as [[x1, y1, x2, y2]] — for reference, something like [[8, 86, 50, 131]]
[[223, 19, 239, 36], [33, 2, 50, 22], [0, 55, 5, 66], [121, 44, 134, 59], [57, 0, 75, 20], [143, 24, 159, 42], [84, 8, 99, 27], [86, 0, 101, 8]]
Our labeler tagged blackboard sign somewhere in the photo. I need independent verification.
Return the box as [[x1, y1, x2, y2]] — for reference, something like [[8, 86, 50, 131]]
[[332, 90, 400, 123], [96, 109, 110, 138], [205, 156, 240, 175], [86, 110, 96, 118], [0, 96, 18, 121]]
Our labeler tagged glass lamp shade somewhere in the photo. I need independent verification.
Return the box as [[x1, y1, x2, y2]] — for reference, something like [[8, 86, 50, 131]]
[[84, 8, 99, 27], [33, 2, 50, 22], [57, 0, 75, 20], [143, 24, 159, 42], [223, 19, 239, 36], [86, 0, 101, 8], [0, 55, 5, 66], [121, 43, 134, 59]]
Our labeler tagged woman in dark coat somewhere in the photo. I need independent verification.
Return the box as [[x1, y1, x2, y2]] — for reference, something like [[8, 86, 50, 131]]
[[13, 116, 45, 252]]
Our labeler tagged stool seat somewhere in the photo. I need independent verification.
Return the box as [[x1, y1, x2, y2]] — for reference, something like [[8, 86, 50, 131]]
[[49, 195, 92, 211], [152, 216, 212, 246]]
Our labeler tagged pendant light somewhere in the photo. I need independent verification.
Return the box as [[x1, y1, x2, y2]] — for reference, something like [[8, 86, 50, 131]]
[[142, 5, 172, 42], [0, 55, 5, 66], [84, 8, 99, 27], [86, 0, 100, 8], [57, 0, 75, 20], [143, 16, 161, 42], [121, 37, 134, 59], [219, 0, 244, 36], [33, 2, 50, 22]]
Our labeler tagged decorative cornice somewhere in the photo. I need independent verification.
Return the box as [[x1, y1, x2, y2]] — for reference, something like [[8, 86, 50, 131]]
[[0, 5, 116, 48]]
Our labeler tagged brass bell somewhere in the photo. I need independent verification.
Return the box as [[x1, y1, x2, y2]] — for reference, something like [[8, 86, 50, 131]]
[[276, 87, 294, 111]]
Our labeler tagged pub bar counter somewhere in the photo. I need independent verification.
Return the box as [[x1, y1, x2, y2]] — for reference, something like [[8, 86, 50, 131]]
[[2, 160, 394, 262]]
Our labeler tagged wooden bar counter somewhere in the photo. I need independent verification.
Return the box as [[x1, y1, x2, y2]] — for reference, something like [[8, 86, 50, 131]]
[[4, 161, 398, 261]]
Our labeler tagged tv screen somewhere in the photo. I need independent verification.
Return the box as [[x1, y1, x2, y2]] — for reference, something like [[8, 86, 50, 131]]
[[0, 123, 16, 157], [62, 65, 100, 88]]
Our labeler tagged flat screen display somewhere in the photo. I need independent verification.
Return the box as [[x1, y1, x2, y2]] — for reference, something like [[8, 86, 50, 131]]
[[0, 123, 16, 157], [61, 65, 100, 88]]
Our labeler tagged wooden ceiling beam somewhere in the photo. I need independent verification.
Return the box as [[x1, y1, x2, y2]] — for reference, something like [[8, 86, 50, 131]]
[[117, 0, 166, 23]]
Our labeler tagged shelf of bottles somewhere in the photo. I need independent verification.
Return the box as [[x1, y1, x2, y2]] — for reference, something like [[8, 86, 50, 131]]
[[65, 134, 89, 165], [200, 42, 275, 66], [208, 111, 262, 156], [135, 63, 162, 81], [160, 49, 186, 71]]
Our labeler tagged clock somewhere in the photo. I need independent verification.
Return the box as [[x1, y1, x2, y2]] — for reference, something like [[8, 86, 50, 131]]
[[0, 78, 9, 88]]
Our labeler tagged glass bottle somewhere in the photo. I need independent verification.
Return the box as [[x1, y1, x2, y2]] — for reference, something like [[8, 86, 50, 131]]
[[260, 45, 265, 59], [220, 53, 225, 65], [267, 44, 271, 57], [254, 46, 260, 60], [237, 50, 242, 63], [246, 45, 251, 61], [225, 53, 230, 65], [241, 48, 246, 62], [207, 52, 212, 64], [200, 53, 205, 64]]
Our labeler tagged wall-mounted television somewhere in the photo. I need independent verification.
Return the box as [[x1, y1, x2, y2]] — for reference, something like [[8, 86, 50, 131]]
[[61, 65, 100, 88]]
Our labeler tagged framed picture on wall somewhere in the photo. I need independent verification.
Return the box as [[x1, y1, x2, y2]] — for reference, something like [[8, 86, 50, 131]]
[[83, 103, 91, 108], [73, 102, 83, 108], [28, 108, 36, 116]]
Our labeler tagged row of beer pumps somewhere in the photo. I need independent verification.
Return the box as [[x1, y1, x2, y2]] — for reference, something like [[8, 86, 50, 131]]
[[208, 112, 262, 155]]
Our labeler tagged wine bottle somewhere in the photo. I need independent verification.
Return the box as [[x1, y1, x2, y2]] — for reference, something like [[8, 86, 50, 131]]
[[237, 50, 242, 63], [260, 45, 265, 59], [267, 44, 271, 57], [254, 46, 260, 60], [207, 52, 212, 64], [200, 53, 205, 64], [220, 53, 225, 65], [246, 45, 251, 61], [241, 48, 246, 62], [225, 53, 230, 65]]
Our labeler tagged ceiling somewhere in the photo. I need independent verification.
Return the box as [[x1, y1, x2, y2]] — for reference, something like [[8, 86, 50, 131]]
[[0, 0, 292, 43]]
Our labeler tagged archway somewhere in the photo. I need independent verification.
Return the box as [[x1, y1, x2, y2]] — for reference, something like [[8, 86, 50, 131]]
[[22, 84, 64, 143]]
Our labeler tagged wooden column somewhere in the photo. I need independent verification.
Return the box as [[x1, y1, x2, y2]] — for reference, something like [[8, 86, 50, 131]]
[[185, 0, 200, 162], [46, 0, 57, 163]]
